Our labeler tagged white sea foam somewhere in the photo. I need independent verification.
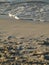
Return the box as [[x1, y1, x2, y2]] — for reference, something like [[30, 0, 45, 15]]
[[0, 1, 49, 21], [9, 13, 19, 20], [9, 13, 12, 17], [14, 16, 19, 20]]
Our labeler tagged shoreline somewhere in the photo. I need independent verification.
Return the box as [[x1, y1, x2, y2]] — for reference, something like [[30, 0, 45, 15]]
[[0, 18, 49, 37]]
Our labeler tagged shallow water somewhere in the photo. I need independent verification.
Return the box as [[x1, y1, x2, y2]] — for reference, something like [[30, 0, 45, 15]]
[[0, 1, 49, 22]]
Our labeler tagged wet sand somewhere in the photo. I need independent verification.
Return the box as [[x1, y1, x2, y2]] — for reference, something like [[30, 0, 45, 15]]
[[0, 19, 49, 37], [0, 18, 49, 65]]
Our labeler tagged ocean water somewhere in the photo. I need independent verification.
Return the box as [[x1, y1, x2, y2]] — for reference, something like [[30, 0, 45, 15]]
[[0, 0, 49, 22]]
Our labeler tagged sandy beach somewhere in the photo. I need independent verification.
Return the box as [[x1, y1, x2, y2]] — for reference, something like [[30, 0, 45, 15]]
[[0, 19, 49, 37], [0, 18, 49, 65]]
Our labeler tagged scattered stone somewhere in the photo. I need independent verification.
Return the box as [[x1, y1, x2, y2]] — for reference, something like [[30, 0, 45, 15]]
[[44, 55, 49, 60], [0, 35, 49, 65], [8, 36, 16, 40]]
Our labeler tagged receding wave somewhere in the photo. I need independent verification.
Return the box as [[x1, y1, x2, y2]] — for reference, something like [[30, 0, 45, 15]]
[[0, 1, 49, 22]]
